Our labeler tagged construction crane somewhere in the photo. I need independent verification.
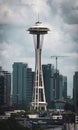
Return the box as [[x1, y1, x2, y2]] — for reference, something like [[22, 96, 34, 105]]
[[51, 56, 67, 73]]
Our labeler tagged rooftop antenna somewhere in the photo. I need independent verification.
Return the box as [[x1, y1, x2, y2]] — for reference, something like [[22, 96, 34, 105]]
[[38, 13, 39, 21], [37, 13, 40, 23]]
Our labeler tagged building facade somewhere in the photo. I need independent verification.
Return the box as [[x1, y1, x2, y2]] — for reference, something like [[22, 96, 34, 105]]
[[42, 64, 67, 109], [12, 62, 33, 110], [0, 67, 11, 108], [42, 64, 55, 108], [53, 72, 60, 100], [55, 75, 67, 109], [73, 71, 78, 112], [62, 76, 67, 99], [59, 75, 67, 100], [0, 69, 4, 107]]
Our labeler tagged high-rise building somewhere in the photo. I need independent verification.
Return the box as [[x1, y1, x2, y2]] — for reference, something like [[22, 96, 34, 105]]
[[73, 71, 78, 112], [53, 73, 67, 100], [25, 68, 33, 109], [0, 67, 11, 107], [42, 64, 55, 108], [12, 62, 33, 110], [59, 75, 67, 100], [53, 72, 60, 100], [63, 76, 67, 99], [42, 64, 67, 109], [0, 68, 4, 107]]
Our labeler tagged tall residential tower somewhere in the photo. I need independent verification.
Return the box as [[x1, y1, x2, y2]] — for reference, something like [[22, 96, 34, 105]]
[[73, 71, 78, 112], [12, 62, 33, 110], [0, 67, 11, 107]]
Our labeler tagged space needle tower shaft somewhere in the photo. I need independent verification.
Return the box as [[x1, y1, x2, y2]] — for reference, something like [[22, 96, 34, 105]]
[[28, 21, 49, 111]]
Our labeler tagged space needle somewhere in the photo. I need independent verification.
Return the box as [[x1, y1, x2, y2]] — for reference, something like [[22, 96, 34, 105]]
[[28, 21, 49, 111]]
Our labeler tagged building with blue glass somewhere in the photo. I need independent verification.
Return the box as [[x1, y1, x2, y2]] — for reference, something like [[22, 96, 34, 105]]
[[12, 62, 33, 110], [42, 64, 55, 108], [42, 64, 67, 109]]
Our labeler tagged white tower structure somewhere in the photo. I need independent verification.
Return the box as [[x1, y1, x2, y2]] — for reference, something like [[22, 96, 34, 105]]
[[28, 21, 49, 111]]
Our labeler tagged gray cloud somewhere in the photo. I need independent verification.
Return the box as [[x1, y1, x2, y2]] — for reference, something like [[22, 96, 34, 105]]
[[60, 0, 78, 24], [46, 0, 78, 52]]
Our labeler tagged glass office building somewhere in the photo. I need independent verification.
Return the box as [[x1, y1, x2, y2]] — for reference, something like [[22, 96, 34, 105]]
[[73, 71, 78, 112], [0, 67, 11, 107], [42, 64, 55, 108], [42, 64, 67, 109], [12, 62, 33, 110]]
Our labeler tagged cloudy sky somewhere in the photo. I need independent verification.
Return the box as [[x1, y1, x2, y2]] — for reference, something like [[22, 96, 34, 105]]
[[0, 0, 78, 97]]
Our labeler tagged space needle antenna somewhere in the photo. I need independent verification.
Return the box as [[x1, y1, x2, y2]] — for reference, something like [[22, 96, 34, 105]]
[[38, 13, 40, 22]]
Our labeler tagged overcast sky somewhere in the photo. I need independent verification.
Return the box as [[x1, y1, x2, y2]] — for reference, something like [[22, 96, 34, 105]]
[[0, 0, 78, 97]]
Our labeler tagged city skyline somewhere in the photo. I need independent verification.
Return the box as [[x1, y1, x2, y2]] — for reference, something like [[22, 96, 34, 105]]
[[0, 0, 78, 97], [12, 62, 67, 110]]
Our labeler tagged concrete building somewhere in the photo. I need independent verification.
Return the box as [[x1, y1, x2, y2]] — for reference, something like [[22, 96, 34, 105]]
[[12, 62, 33, 110]]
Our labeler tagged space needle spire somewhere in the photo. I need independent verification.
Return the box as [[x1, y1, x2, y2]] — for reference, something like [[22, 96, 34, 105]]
[[28, 21, 49, 111]]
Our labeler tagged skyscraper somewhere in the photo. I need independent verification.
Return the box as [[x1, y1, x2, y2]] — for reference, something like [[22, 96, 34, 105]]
[[42, 64, 67, 109], [0, 68, 4, 107], [53, 72, 60, 99], [42, 64, 55, 108], [73, 71, 78, 112], [58, 75, 67, 100], [62, 76, 67, 99], [0, 67, 11, 107], [25, 68, 33, 109], [12, 62, 33, 110]]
